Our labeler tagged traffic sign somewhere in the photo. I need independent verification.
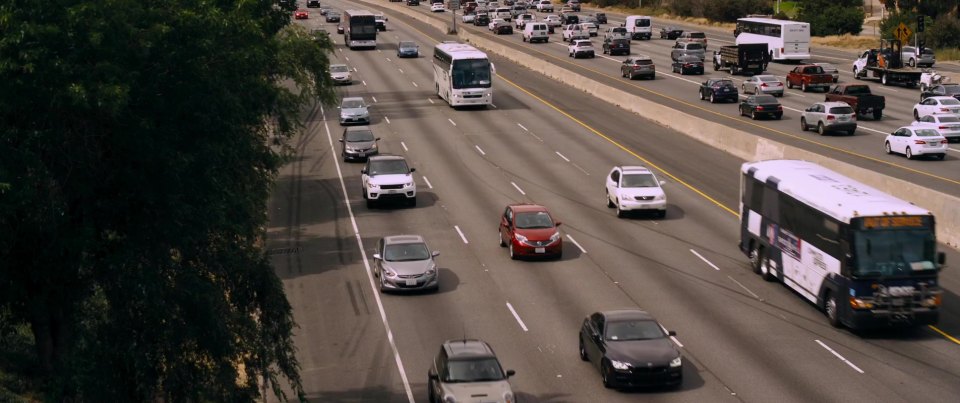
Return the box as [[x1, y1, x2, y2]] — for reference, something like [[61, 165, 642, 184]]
[[894, 22, 912, 44]]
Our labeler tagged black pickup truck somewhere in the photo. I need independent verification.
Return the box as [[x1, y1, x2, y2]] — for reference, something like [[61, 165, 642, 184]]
[[824, 84, 885, 120]]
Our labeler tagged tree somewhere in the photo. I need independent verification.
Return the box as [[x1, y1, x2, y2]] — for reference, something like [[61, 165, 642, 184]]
[[702, 0, 773, 23], [0, 0, 335, 400], [798, 0, 866, 36], [927, 15, 960, 49]]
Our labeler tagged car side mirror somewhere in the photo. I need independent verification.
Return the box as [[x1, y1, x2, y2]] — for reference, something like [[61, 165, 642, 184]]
[[937, 252, 946, 267], [337, 106, 341, 109], [338, 139, 344, 142], [506, 369, 516, 377], [361, 169, 368, 174], [372, 253, 382, 260], [428, 372, 439, 381], [660, 180, 666, 186], [409, 168, 416, 173], [376, 137, 381, 141], [668, 330, 677, 337], [554, 221, 562, 226], [432, 251, 440, 257]]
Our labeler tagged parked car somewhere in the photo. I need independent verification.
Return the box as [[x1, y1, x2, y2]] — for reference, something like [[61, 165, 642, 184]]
[[920, 83, 960, 102], [741, 75, 784, 97], [325, 11, 340, 23], [428, 340, 516, 403], [602, 37, 630, 56], [659, 26, 683, 40], [568, 39, 595, 59], [670, 41, 705, 61], [329, 64, 352, 85], [339, 97, 370, 125], [699, 78, 738, 103], [579, 310, 683, 389], [800, 102, 858, 135], [621, 56, 655, 80], [397, 41, 419, 58], [676, 31, 707, 49], [813, 62, 840, 83], [671, 55, 703, 75], [339, 127, 379, 161], [913, 114, 960, 143], [604, 166, 667, 218], [913, 96, 960, 120], [362, 155, 417, 207], [498, 204, 563, 260], [885, 126, 948, 160], [372, 235, 438, 292], [739, 95, 783, 120], [901, 45, 936, 67]]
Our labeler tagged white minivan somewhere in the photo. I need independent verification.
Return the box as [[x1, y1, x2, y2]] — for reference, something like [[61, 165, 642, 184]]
[[625, 15, 652, 40], [523, 22, 549, 43]]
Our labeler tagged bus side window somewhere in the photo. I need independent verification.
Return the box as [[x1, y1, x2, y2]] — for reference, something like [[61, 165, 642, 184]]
[[761, 181, 778, 219], [750, 178, 764, 212]]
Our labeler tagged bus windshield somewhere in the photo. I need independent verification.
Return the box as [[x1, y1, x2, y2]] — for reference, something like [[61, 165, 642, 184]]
[[452, 59, 492, 89], [853, 229, 937, 277]]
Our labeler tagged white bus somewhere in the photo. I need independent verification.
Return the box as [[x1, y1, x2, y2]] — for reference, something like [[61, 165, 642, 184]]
[[739, 160, 944, 330], [432, 43, 493, 107], [734, 17, 810, 61], [343, 9, 377, 50]]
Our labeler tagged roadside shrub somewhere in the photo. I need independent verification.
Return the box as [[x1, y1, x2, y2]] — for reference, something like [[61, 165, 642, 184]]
[[926, 15, 960, 49], [668, 0, 702, 17], [703, 0, 773, 23]]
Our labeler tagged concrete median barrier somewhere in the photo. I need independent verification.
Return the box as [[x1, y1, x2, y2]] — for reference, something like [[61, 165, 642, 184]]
[[357, 0, 959, 249]]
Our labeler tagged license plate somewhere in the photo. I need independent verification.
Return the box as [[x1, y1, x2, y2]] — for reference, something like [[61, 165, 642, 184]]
[[405, 279, 417, 286], [358, 153, 365, 157], [892, 298, 905, 306], [535, 247, 545, 254]]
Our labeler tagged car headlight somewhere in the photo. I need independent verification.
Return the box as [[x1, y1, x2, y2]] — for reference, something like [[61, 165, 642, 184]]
[[670, 356, 682, 368], [368, 183, 379, 189], [404, 181, 414, 187], [515, 233, 529, 243], [655, 193, 665, 201], [504, 392, 514, 403], [383, 268, 397, 278], [443, 396, 456, 403], [610, 359, 631, 370], [426, 264, 436, 276], [549, 232, 561, 243]]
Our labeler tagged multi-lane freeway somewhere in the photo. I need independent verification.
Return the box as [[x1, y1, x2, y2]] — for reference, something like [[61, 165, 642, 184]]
[[268, 2, 960, 402]]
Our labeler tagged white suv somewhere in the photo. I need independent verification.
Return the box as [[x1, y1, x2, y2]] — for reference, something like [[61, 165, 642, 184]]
[[568, 39, 595, 59], [605, 166, 667, 218], [362, 155, 417, 207], [536, 0, 553, 12]]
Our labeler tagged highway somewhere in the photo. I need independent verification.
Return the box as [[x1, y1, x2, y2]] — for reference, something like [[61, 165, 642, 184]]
[[268, 2, 960, 402]]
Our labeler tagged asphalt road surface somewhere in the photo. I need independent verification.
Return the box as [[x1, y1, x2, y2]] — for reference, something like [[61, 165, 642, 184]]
[[267, 2, 960, 402]]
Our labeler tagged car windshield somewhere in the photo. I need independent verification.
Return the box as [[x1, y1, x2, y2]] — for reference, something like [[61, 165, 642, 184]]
[[854, 230, 937, 276], [940, 98, 960, 105], [399, 41, 416, 48], [342, 99, 365, 109], [914, 129, 940, 137], [514, 211, 554, 229], [936, 116, 960, 123], [634, 19, 650, 27], [685, 43, 703, 50], [605, 320, 665, 341], [330, 65, 349, 73], [444, 358, 505, 382], [943, 86, 960, 95], [383, 243, 430, 262], [621, 173, 658, 187], [817, 63, 837, 71], [759, 76, 779, 82], [679, 56, 700, 63], [829, 106, 854, 114], [689, 32, 705, 38], [452, 59, 492, 89], [844, 86, 870, 95], [755, 95, 778, 103], [612, 39, 629, 45], [368, 159, 409, 175], [713, 80, 734, 87], [345, 130, 374, 142], [329, 12, 340, 16]]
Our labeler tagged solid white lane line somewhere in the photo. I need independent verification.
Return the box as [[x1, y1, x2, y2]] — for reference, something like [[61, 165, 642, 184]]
[[511, 181, 526, 195], [659, 324, 685, 348], [400, 141, 408, 151], [362, 80, 367, 86], [506, 302, 529, 332], [566, 234, 587, 253], [412, 81, 419, 87], [399, 68, 404, 74], [690, 249, 721, 271], [448, 118, 457, 126], [377, 49, 382, 53], [454, 225, 469, 244], [428, 98, 435, 104], [517, 123, 529, 131], [491, 103, 498, 108], [422, 176, 434, 189], [386, 57, 391, 61], [320, 105, 416, 403], [815, 340, 865, 374], [857, 125, 888, 135], [571, 162, 591, 175], [372, 96, 378, 103], [385, 116, 391, 124], [353, 67, 358, 72], [475, 145, 486, 155], [728, 276, 764, 302], [345, 56, 350, 61], [555, 151, 570, 162]]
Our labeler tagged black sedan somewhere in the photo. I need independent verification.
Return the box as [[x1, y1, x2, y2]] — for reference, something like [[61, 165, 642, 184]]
[[699, 78, 738, 103], [739, 94, 783, 120], [920, 83, 960, 102], [474, 14, 490, 27], [325, 12, 340, 23], [493, 24, 513, 35], [659, 26, 683, 40], [672, 55, 703, 75], [594, 12, 607, 24], [579, 310, 682, 389]]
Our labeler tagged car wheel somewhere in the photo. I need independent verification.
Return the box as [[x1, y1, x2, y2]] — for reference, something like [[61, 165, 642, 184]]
[[825, 291, 842, 328], [657, 210, 666, 219], [378, 274, 387, 293], [787, 80, 793, 89], [366, 198, 374, 209], [407, 197, 416, 207], [847, 130, 856, 136], [801, 81, 808, 92], [579, 337, 589, 361], [509, 243, 517, 260], [749, 244, 763, 274], [522, 36, 526, 42], [800, 117, 807, 131], [885, 141, 893, 154], [699, 91, 705, 100], [751, 110, 757, 120], [873, 109, 882, 120], [710, 93, 716, 103], [616, 204, 625, 218], [601, 361, 615, 389], [914, 110, 920, 121], [937, 154, 946, 161], [817, 122, 825, 136], [908, 58, 916, 67], [906, 147, 914, 160], [606, 191, 615, 208], [427, 380, 436, 403]]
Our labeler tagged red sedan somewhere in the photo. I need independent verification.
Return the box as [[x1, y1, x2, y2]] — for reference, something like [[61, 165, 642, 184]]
[[498, 204, 563, 260], [294, 9, 309, 19]]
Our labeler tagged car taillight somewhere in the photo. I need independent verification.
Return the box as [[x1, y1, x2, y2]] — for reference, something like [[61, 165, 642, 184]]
[[914, 140, 927, 145], [760, 83, 768, 87], [683, 64, 693, 67], [777, 106, 783, 111], [780, 47, 784, 54], [940, 108, 951, 112], [756, 106, 764, 111], [827, 115, 835, 120]]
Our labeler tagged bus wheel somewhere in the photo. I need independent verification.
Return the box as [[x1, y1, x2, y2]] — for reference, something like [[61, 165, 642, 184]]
[[825, 291, 842, 328], [749, 245, 763, 274], [760, 256, 776, 282]]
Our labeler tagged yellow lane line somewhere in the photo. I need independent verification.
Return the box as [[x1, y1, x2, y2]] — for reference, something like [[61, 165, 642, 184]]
[[928, 325, 960, 346]]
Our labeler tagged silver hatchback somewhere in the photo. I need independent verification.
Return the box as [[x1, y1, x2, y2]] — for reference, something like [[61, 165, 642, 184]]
[[741, 75, 784, 97], [373, 235, 439, 292], [339, 96, 370, 125], [801, 101, 857, 135]]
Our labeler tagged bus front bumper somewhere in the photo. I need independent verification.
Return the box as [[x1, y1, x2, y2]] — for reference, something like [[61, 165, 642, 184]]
[[848, 308, 938, 329]]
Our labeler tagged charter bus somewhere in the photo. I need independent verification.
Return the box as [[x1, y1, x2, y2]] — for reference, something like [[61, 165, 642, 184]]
[[734, 17, 810, 61], [343, 9, 377, 49], [432, 43, 493, 107], [739, 160, 944, 330]]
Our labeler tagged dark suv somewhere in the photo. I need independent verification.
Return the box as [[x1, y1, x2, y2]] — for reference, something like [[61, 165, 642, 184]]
[[621, 56, 656, 80], [568, 0, 581, 11], [603, 37, 630, 56], [699, 78, 739, 103], [428, 340, 516, 403], [306, 0, 320, 7]]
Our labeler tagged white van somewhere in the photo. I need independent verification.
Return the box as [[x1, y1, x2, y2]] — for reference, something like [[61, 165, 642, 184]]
[[523, 22, 549, 43], [624, 15, 652, 40]]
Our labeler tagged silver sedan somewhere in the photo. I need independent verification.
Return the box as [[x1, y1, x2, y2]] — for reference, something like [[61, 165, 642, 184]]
[[741, 75, 784, 97], [373, 235, 440, 293]]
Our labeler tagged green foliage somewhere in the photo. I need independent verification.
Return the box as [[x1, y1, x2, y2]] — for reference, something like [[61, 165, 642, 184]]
[[0, 0, 335, 400], [883, 0, 956, 18], [799, 2, 866, 36], [927, 15, 960, 49], [880, 10, 916, 42], [703, 0, 773, 23], [668, 0, 702, 16]]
